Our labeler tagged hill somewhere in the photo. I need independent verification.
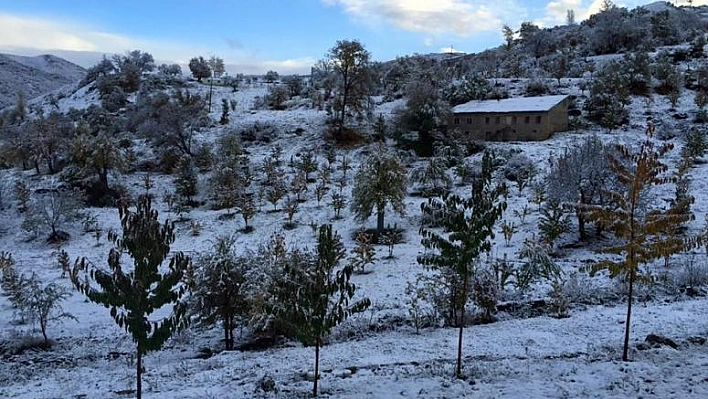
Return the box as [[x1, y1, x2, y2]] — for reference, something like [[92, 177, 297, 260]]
[[0, 53, 85, 110], [3, 2, 708, 398]]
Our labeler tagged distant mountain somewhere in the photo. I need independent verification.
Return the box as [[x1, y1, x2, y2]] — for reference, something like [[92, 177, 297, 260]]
[[0, 53, 85, 110]]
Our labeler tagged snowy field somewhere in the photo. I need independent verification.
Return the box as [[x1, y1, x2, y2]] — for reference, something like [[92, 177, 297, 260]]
[[2, 78, 708, 399]]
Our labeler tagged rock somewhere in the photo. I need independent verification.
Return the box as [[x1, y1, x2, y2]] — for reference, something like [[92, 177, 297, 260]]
[[645, 334, 679, 349], [334, 368, 353, 379], [687, 336, 706, 346], [672, 112, 689, 120], [636, 342, 651, 351], [195, 347, 213, 359]]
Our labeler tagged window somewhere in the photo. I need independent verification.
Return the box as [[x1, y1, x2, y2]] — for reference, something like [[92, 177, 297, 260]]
[[466, 118, 472, 124], [506, 116, 512, 125], [454, 117, 460, 125], [485, 117, 490, 124], [536, 115, 542, 124], [524, 116, 530, 124], [512, 116, 517, 124], [495, 116, 501, 124]]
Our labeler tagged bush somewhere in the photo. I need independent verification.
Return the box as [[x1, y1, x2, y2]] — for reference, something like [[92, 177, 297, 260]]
[[473, 266, 499, 322], [525, 79, 550, 96]]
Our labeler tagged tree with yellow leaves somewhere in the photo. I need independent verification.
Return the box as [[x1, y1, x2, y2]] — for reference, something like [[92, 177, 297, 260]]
[[581, 131, 693, 361]]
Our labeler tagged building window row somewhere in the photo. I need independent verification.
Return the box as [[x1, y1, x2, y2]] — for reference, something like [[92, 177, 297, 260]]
[[457, 115, 544, 125]]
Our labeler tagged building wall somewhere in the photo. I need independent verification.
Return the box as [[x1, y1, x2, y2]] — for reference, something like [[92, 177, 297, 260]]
[[449, 99, 569, 141]]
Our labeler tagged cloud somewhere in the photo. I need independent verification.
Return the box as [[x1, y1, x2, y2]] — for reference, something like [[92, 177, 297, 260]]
[[0, 12, 206, 60], [544, 0, 582, 25], [543, 0, 708, 27], [0, 12, 315, 74], [0, 13, 99, 51], [223, 37, 243, 50], [323, 0, 526, 36]]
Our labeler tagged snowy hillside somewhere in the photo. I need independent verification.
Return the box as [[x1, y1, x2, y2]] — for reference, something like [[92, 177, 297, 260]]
[[0, 53, 85, 110], [2, 3, 708, 398]]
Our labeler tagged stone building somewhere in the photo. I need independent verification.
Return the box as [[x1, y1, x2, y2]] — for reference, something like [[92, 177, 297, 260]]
[[449, 95, 570, 141]]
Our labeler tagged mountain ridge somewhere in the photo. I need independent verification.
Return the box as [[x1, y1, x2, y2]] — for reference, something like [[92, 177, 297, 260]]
[[0, 53, 85, 110]]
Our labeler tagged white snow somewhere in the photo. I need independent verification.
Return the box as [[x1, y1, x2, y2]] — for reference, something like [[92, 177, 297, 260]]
[[452, 95, 569, 114], [2, 67, 708, 399]]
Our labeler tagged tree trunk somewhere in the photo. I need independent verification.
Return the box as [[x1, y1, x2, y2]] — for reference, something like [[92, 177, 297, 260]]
[[376, 207, 385, 237], [224, 318, 231, 351], [136, 348, 142, 399], [456, 266, 469, 378], [337, 74, 349, 139], [622, 269, 635, 362], [41, 320, 48, 346], [314, 339, 320, 397], [576, 210, 586, 240], [98, 166, 109, 193]]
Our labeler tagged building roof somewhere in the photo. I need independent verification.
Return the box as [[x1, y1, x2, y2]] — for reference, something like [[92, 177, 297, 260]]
[[452, 95, 569, 114]]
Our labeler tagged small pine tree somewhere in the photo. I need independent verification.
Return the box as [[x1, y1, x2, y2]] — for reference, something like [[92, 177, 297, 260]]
[[275, 225, 370, 396], [219, 98, 230, 125], [418, 151, 506, 378], [174, 156, 198, 205], [0, 252, 23, 310], [297, 150, 318, 183], [70, 196, 192, 399], [580, 131, 693, 361]]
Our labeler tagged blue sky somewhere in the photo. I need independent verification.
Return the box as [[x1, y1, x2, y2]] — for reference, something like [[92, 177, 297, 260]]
[[0, 0, 697, 74]]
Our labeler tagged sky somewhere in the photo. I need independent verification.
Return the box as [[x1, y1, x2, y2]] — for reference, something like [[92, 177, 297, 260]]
[[0, 0, 702, 75]]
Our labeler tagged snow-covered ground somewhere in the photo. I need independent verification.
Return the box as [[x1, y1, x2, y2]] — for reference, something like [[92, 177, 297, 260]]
[[2, 78, 708, 398]]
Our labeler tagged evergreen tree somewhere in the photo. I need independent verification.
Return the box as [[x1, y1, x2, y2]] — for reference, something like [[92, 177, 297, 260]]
[[418, 151, 506, 378], [351, 145, 408, 236], [70, 196, 192, 399], [275, 225, 370, 396], [580, 131, 693, 361], [188, 56, 211, 82], [219, 98, 230, 125], [174, 156, 198, 205], [297, 150, 318, 183]]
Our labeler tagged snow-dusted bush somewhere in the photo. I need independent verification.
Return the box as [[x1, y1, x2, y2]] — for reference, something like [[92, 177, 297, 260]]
[[192, 235, 251, 350], [502, 153, 536, 193], [674, 254, 708, 289], [473, 266, 500, 321], [22, 186, 85, 242]]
